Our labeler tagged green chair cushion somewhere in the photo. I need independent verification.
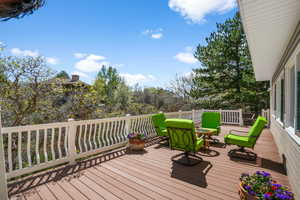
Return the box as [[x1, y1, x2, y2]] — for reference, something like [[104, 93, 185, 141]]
[[224, 134, 252, 148], [152, 113, 168, 137], [224, 116, 268, 148], [166, 119, 203, 152], [248, 116, 268, 137], [201, 112, 221, 135]]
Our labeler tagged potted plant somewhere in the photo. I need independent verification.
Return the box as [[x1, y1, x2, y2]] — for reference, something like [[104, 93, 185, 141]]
[[239, 171, 294, 200], [127, 132, 145, 151]]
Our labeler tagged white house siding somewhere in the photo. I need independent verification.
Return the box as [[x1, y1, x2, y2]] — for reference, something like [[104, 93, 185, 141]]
[[270, 119, 300, 199], [270, 39, 300, 199]]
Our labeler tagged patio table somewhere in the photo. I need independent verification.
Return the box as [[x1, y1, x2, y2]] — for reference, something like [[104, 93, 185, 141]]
[[195, 128, 217, 150]]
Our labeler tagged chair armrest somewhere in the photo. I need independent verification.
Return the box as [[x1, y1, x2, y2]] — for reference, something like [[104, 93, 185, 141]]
[[229, 129, 248, 135]]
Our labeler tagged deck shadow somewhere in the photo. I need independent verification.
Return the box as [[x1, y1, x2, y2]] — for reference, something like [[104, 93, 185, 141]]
[[230, 157, 287, 175], [171, 160, 212, 188], [8, 136, 162, 197]]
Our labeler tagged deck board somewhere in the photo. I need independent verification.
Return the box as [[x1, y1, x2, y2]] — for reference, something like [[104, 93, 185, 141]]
[[9, 126, 290, 200]]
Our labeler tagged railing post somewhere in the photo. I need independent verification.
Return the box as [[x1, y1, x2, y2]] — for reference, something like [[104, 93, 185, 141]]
[[219, 109, 222, 123], [67, 119, 77, 165], [239, 109, 244, 126], [192, 109, 195, 121], [0, 107, 8, 200], [179, 110, 182, 118], [125, 114, 131, 136]]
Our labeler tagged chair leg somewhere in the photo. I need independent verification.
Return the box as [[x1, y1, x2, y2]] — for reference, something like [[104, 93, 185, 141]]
[[228, 147, 257, 161], [171, 152, 203, 166], [208, 136, 220, 144], [159, 136, 169, 146]]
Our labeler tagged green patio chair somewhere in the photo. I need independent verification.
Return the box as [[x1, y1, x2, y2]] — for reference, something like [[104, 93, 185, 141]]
[[166, 119, 204, 166], [201, 112, 221, 143], [224, 116, 268, 160], [151, 113, 168, 137]]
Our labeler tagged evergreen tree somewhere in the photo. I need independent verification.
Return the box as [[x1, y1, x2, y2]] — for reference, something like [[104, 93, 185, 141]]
[[56, 70, 70, 79], [192, 12, 269, 113]]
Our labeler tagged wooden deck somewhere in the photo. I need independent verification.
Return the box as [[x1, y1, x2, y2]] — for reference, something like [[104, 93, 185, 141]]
[[8, 126, 289, 200]]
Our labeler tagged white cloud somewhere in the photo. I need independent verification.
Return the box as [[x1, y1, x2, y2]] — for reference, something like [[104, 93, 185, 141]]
[[174, 50, 197, 64], [85, 54, 106, 61], [72, 71, 90, 79], [120, 73, 156, 86], [74, 53, 87, 59], [142, 28, 164, 39], [151, 33, 163, 39], [10, 48, 59, 65], [168, 0, 236, 23], [11, 48, 39, 57], [74, 53, 109, 73], [46, 57, 59, 65]]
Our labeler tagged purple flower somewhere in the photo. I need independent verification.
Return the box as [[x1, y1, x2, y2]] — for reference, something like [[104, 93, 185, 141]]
[[261, 171, 271, 177], [273, 183, 282, 188], [263, 193, 272, 199], [244, 185, 252, 193]]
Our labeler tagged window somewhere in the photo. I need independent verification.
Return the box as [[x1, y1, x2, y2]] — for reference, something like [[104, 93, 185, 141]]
[[275, 78, 281, 120], [280, 78, 285, 122], [288, 66, 295, 128], [274, 84, 277, 112]]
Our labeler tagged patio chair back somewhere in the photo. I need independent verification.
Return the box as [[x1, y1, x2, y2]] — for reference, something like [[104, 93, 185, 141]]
[[201, 112, 221, 134], [247, 116, 268, 147], [165, 119, 197, 152], [152, 113, 167, 137]]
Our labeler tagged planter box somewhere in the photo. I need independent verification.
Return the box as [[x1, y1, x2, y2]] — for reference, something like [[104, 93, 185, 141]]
[[128, 139, 145, 151], [239, 183, 258, 200]]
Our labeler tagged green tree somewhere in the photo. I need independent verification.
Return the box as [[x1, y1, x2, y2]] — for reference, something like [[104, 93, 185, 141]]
[[56, 70, 70, 79], [191, 12, 269, 113], [0, 56, 63, 126]]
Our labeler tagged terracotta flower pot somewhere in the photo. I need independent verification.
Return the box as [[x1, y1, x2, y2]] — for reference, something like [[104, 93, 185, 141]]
[[128, 139, 145, 151], [239, 183, 259, 200]]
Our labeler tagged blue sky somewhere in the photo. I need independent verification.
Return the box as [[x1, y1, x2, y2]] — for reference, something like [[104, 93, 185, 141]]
[[0, 0, 237, 87]]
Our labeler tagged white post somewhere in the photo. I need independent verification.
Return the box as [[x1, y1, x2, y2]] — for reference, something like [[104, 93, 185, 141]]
[[192, 109, 195, 121], [179, 110, 182, 118], [219, 109, 222, 123], [239, 109, 244, 126], [125, 114, 131, 136], [67, 119, 77, 165], [0, 107, 8, 200]]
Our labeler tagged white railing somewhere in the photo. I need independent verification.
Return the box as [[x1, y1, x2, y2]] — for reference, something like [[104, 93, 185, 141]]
[[166, 109, 243, 126], [1, 109, 242, 179], [262, 109, 270, 127]]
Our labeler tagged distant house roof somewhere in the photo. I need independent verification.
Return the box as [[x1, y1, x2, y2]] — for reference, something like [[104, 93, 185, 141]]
[[47, 75, 90, 87], [238, 0, 300, 81]]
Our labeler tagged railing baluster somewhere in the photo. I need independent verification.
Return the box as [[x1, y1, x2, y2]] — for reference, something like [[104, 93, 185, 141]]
[[103, 122, 108, 146], [97, 123, 103, 147], [116, 120, 122, 143], [111, 121, 116, 144], [36, 130, 40, 164], [92, 124, 97, 150], [51, 128, 55, 161], [18, 131, 22, 170], [57, 127, 62, 159], [44, 129, 48, 162], [88, 124, 92, 151], [77, 125, 82, 153], [83, 125, 88, 152], [64, 127, 68, 156], [108, 121, 113, 145], [7, 133, 12, 172], [27, 130, 32, 167]]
